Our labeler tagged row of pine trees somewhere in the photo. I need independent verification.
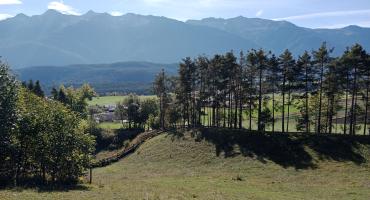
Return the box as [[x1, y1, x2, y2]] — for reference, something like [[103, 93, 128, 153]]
[[157, 43, 370, 135]]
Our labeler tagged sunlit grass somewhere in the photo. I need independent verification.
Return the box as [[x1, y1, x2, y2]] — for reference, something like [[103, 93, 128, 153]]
[[2, 130, 369, 199], [97, 122, 124, 130]]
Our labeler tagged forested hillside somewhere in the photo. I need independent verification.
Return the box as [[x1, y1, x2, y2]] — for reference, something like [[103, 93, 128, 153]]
[[15, 61, 177, 94]]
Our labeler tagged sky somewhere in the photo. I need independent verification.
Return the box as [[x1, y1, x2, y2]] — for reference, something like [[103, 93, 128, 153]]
[[0, 0, 370, 28]]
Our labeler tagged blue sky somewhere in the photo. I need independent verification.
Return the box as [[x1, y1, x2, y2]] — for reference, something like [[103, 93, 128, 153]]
[[0, 0, 370, 28]]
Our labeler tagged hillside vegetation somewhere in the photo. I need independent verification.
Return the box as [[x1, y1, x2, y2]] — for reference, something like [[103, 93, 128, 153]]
[[2, 129, 369, 200]]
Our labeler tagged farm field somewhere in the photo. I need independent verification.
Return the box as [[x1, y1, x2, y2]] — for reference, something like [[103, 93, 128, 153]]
[[97, 122, 124, 130], [1, 129, 369, 200], [88, 95, 157, 106]]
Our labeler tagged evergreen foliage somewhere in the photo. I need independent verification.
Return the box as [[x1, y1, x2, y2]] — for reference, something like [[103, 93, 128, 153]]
[[165, 43, 370, 135]]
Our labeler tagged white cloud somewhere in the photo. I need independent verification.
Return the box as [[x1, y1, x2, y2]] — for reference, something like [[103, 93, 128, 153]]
[[0, 13, 13, 20], [110, 11, 123, 16], [47, 1, 80, 15], [274, 9, 370, 21], [256, 9, 263, 17], [0, 0, 21, 5]]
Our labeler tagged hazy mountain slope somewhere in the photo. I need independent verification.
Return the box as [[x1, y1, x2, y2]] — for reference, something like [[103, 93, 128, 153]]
[[0, 10, 256, 68], [1, 11, 370, 68], [15, 61, 178, 94], [186, 17, 370, 55], [313, 25, 370, 51]]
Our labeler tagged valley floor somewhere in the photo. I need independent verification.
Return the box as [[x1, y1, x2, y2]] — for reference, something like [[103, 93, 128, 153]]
[[1, 130, 370, 200]]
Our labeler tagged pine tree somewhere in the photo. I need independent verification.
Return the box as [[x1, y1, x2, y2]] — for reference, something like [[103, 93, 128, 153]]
[[323, 59, 341, 134], [341, 44, 368, 135], [195, 56, 210, 127], [296, 51, 315, 133], [33, 80, 44, 97], [278, 50, 295, 133], [238, 51, 246, 129], [254, 49, 268, 132], [312, 42, 331, 134], [27, 79, 34, 91], [245, 51, 258, 130], [154, 69, 171, 129], [266, 55, 280, 133], [361, 50, 370, 135], [51, 87, 59, 99], [58, 87, 68, 104], [285, 53, 298, 133], [339, 48, 352, 135]]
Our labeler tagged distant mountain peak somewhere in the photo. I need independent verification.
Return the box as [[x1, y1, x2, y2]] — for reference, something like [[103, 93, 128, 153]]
[[343, 25, 362, 30], [84, 10, 98, 16], [14, 13, 28, 18], [43, 9, 63, 16], [83, 10, 111, 18]]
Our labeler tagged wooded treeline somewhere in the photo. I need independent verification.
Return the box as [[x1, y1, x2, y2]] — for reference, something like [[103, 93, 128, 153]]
[[0, 61, 96, 186], [154, 43, 370, 135]]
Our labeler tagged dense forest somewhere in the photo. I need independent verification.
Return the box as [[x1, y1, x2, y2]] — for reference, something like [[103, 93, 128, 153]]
[[154, 43, 370, 135]]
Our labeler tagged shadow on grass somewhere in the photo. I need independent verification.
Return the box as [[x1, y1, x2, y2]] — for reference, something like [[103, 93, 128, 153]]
[[94, 128, 144, 153], [0, 182, 90, 192], [35, 184, 90, 193], [166, 128, 185, 141], [188, 128, 370, 169]]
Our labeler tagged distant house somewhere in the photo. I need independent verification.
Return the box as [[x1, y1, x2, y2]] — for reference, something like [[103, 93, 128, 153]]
[[94, 112, 117, 123], [103, 104, 117, 112]]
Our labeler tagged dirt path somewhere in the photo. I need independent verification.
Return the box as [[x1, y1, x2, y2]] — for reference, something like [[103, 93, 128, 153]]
[[91, 130, 164, 168]]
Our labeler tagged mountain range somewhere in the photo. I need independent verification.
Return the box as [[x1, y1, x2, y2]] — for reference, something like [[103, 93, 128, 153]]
[[1, 10, 370, 68]]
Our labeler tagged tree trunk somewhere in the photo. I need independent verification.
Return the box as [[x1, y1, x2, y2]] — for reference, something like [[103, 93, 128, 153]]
[[239, 84, 243, 129], [352, 91, 358, 135], [212, 104, 216, 127], [317, 61, 324, 134], [325, 97, 330, 134], [305, 69, 309, 133], [272, 91, 275, 133], [249, 80, 253, 130], [328, 95, 334, 134], [258, 68, 263, 131], [350, 67, 357, 135], [286, 87, 291, 132], [228, 89, 232, 128], [344, 73, 349, 134], [234, 86, 238, 129], [364, 80, 369, 135], [282, 74, 286, 133], [223, 104, 226, 128]]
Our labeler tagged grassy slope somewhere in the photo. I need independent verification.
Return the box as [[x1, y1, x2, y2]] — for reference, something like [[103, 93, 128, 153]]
[[2, 129, 370, 200], [97, 122, 124, 130]]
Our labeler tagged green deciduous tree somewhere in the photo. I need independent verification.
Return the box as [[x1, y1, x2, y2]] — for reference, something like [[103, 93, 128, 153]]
[[13, 88, 95, 184], [0, 60, 18, 180]]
